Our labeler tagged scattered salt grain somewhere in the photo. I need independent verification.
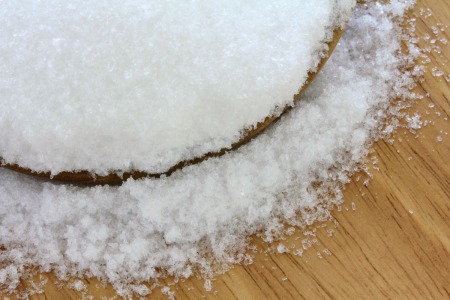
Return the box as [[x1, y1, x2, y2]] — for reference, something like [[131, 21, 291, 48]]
[[419, 7, 433, 19], [0, 1, 422, 298], [285, 227, 296, 236], [69, 280, 87, 292], [436, 135, 443, 142], [406, 113, 423, 130], [277, 244, 290, 254], [431, 67, 444, 77], [323, 249, 332, 256], [243, 255, 253, 266], [161, 286, 175, 300], [203, 280, 212, 292]]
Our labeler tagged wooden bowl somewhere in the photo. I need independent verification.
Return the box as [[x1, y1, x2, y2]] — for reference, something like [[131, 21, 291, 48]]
[[1, 28, 344, 185]]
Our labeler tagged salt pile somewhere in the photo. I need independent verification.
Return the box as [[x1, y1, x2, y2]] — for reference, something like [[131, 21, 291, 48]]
[[0, 0, 419, 298], [0, 0, 354, 175]]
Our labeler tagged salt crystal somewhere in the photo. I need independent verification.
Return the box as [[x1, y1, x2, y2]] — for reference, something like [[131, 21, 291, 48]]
[[436, 135, 443, 142], [285, 227, 296, 236], [203, 280, 212, 292], [323, 249, 332, 256], [69, 280, 86, 292], [161, 286, 175, 300], [431, 67, 444, 77], [277, 244, 290, 254], [243, 255, 253, 266], [431, 26, 439, 35], [406, 113, 423, 129]]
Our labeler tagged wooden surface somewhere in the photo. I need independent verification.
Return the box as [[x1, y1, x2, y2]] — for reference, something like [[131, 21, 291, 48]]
[[3, 0, 449, 299]]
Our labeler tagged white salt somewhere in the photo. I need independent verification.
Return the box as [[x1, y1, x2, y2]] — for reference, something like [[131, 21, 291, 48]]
[[203, 280, 212, 292], [277, 244, 289, 254], [69, 280, 87, 292], [0, 0, 354, 175], [293, 249, 304, 257], [161, 286, 175, 300], [0, 1, 420, 298], [323, 249, 332, 256], [431, 67, 444, 77], [406, 113, 423, 129]]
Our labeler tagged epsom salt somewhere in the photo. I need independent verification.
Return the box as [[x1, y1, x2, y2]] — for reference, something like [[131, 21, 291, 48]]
[[0, 1, 420, 298], [0, 0, 354, 175]]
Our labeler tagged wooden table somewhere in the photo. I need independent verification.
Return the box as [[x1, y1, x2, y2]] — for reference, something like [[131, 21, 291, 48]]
[[5, 0, 450, 299]]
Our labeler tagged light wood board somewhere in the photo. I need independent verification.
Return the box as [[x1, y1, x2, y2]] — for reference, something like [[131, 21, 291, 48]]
[[2, 0, 449, 299]]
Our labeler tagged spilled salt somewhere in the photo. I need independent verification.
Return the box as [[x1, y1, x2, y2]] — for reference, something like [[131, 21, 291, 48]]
[[69, 280, 87, 292], [323, 249, 332, 256], [406, 113, 423, 130], [277, 244, 290, 254], [0, 0, 354, 175], [0, 0, 422, 298], [161, 286, 175, 300], [431, 67, 444, 77]]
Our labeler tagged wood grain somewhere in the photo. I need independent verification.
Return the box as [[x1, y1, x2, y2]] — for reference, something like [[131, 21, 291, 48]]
[[2, 0, 449, 299]]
